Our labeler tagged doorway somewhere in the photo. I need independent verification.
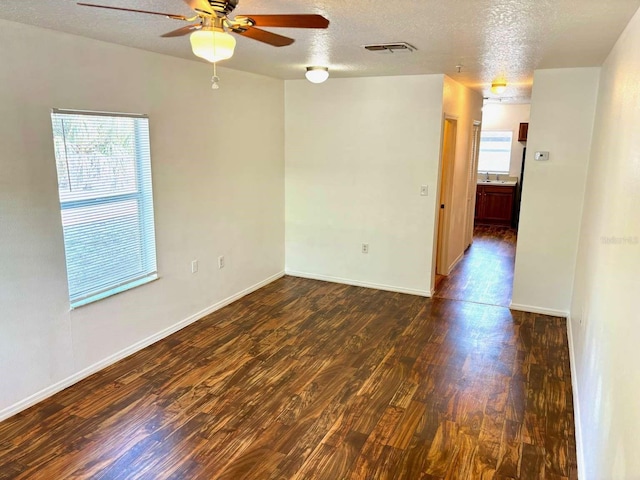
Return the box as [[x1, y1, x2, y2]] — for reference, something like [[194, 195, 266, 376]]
[[435, 117, 457, 276], [433, 225, 517, 307], [434, 102, 526, 307]]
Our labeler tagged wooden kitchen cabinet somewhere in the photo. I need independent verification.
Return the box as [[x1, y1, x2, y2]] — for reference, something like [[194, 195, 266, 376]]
[[475, 184, 516, 225], [518, 123, 529, 142]]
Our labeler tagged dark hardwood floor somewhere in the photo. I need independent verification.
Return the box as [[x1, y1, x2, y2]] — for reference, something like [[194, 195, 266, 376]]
[[0, 276, 577, 479], [435, 225, 517, 308]]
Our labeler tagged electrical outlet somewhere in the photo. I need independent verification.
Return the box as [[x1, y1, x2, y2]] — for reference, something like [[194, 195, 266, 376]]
[[362, 243, 369, 254], [218, 255, 225, 269], [420, 185, 429, 196], [191, 260, 198, 274]]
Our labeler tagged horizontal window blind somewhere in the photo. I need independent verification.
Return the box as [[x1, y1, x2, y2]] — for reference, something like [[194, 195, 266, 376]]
[[51, 109, 157, 308], [478, 131, 513, 173]]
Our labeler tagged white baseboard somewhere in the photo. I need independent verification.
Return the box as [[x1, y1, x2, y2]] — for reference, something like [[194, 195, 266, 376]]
[[566, 316, 585, 479], [285, 270, 431, 298], [509, 302, 569, 318], [0, 271, 285, 423]]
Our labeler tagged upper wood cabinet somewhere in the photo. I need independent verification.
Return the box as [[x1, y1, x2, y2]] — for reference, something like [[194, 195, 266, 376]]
[[518, 123, 529, 142]]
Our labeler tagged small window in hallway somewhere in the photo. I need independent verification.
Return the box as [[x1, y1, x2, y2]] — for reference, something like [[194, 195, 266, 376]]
[[478, 130, 512, 173]]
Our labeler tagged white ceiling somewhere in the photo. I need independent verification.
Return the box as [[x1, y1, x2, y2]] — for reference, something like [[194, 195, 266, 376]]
[[1, 0, 639, 100]]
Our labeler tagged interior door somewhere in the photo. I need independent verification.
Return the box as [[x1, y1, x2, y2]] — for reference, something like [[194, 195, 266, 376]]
[[465, 122, 481, 248], [436, 118, 457, 275]]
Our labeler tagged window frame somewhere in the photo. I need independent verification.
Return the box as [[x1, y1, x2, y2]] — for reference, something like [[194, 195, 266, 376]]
[[51, 109, 158, 309], [477, 130, 513, 174]]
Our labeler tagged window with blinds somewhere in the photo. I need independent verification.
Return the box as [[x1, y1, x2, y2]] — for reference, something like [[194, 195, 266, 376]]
[[51, 109, 158, 308], [477, 130, 513, 173]]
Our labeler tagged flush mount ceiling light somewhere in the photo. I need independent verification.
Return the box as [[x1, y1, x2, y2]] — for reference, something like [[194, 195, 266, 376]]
[[305, 66, 330, 84], [491, 80, 508, 95]]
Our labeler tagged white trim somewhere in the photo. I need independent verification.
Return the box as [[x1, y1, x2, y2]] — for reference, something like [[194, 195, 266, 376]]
[[567, 316, 585, 480], [71, 273, 158, 309], [509, 302, 569, 318], [285, 270, 431, 298], [0, 271, 285, 422], [52, 108, 148, 119]]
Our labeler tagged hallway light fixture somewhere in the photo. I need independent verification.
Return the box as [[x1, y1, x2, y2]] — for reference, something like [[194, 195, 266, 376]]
[[491, 80, 507, 95], [305, 66, 329, 84]]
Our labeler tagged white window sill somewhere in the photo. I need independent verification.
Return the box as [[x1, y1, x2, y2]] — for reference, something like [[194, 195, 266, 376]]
[[70, 274, 159, 310]]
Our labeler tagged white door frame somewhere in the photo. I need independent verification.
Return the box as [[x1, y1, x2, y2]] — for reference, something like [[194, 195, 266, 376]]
[[464, 121, 482, 248]]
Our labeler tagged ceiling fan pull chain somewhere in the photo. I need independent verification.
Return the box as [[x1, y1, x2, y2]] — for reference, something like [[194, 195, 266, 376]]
[[211, 62, 220, 90]]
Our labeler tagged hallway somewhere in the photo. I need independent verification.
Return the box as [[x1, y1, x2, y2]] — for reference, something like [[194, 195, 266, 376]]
[[435, 225, 517, 307]]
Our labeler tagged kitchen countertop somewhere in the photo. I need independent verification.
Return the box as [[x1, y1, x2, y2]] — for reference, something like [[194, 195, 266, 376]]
[[477, 180, 518, 186]]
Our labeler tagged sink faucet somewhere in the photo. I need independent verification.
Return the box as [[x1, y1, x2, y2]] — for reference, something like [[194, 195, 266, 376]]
[[496, 173, 501, 181], [485, 171, 490, 181]]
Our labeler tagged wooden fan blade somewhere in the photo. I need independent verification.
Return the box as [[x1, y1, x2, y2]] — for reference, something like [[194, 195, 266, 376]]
[[77, 3, 188, 20], [182, 0, 213, 15], [241, 14, 329, 29], [161, 24, 202, 37], [238, 26, 294, 47]]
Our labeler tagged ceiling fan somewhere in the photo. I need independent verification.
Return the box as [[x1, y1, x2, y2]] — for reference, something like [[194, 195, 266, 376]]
[[77, 0, 330, 63]]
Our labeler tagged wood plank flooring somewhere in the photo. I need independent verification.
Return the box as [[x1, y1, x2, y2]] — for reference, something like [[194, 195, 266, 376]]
[[435, 225, 517, 307], [0, 276, 577, 479]]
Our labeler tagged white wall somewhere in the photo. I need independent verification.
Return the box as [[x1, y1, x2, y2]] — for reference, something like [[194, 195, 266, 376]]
[[481, 103, 531, 177], [285, 75, 445, 295], [0, 19, 284, 418], [441, 77, 484, 271], [511, 68, 600, 315], [569, 7, 640, 478]]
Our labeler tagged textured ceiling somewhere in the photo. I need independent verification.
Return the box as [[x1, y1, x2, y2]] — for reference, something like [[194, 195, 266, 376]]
[[1, 0, 639, 100]]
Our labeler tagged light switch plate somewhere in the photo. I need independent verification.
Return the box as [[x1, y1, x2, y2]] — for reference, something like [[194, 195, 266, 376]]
[[420, 185, 428, 196], [535, 151, 550, 161]]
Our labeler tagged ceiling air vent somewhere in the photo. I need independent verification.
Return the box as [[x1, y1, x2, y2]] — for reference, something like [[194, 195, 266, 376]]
[[363, 42, 417, 54]]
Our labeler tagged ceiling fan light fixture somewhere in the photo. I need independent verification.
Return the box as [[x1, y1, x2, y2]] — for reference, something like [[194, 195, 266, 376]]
[[190, 27, 236, 63], [305, 66, 329, 84], [491, 80, 507, 95]]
